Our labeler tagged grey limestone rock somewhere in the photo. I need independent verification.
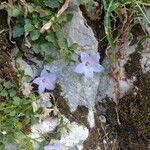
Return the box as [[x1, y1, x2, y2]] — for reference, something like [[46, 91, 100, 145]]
[[45, 6, 100, 112]]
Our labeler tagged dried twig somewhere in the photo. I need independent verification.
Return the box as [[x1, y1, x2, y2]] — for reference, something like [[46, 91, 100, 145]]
[[0, 29, 8, 34], [40, 0, 71, 33], [7, 0, 16, 44], [112, 7, 133, 125]]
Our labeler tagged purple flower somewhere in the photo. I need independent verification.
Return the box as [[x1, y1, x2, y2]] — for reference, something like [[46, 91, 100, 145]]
[[44, 141, 60, 150], [42, 100, 52, 108], [32, 69, 56, 93], [74, 52, 104, 80]]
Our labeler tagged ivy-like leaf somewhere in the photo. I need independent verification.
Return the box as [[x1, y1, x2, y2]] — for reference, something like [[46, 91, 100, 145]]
[[32, 43, 41, 54], [8, 6, 22, 17], [56, 32, 68, 49], [25, 19, 34, 33], [44, 55, 54, 65], [52, 23, 61, 32], [9, 111, 16, 117], [44, 0, 61, 8], [45, 32, 56, 42], [74, 0, 81, 6], [3, 81, 12, 89], [30, 29, 40, 41], [58, 13, 73, 24], [8, 89, 16, 98], [41, 42, 54, 54], [0, 84, 3, 91], [69, 43, 78, 51], [13, 96, 21, 106], [0, 90, 8, 97], [13, 25, 24, 38]]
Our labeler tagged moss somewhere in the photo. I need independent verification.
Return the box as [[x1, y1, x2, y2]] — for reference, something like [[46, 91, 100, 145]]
[[53, 84, 89, 127], [83, 113, 102, 150], [118, 51, 150, 149]]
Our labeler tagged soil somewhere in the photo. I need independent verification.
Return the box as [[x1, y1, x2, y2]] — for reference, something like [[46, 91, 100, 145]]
[[0, 10, 18, 86]]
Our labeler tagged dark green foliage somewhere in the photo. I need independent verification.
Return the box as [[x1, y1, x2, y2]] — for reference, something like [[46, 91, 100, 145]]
[[0, 80, 40, 148], [1, 0, 77, 63]]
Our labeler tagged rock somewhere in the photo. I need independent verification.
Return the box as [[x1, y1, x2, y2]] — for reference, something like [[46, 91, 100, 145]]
[[61, 122, 89, 150], [96, 45, 137, 102], [140, 52, 150, 73], [64, 4, 98, 57], [45, 5, 100, 112], [87, 109, 95, 128], [16, 57, 35, 78], [29, 117, 89, 150], [29, 118, 59, 139]]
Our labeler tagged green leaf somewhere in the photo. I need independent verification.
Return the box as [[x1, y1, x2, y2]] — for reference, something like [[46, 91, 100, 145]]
[[44, 55, 54, 65], [0, 132, 4, 141], [52, 23, 61, 32], [0, 84, 3, 91], [13, 96, 21, 106], [8, 89, 16, 97], [39, 10, 52, 18], [41, 42, 54, 54], [0, 142, 5, 150], [27, 142, 34, 150], [13, 25, 24, 38], [58, 13, 73, 23], [30, 29, 40, 41], [69, 43, 78, 51], [6, 132, 16, 143], [25, 19, 34, 33], [74, 0, 81, 6], [0, 90, 8, 97], [45, 32, 56, 42], [110, 2, 120, 11], [56, 32, 68, 49], [44, 0, 61, 8], [9, 111, 16, 117], [58, 0, 64, 2], [3, 81, 12, 89], [8, 6, 22, 17], [32, 43, 41, 54]]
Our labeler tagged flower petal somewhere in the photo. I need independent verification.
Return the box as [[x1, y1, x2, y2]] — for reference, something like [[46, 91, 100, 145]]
[[42, 100, 52, 108], [84, 67, 94, 80], [44, 141, 60, 150], [48, 74, 56, 83], [45, 82, 55, 91], [93, 64, 104, 72], [80, 52, 89, 62], [74, 63, 85, 73], [41, 69, 49, 77], [32, 77, 41, 85], [91, 52, 100, 63], [38, 84, 46, 93]]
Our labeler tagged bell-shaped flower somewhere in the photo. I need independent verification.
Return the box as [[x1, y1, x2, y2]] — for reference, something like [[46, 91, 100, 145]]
[[74, 52, 104, 80], [32, 69, 56, 93], [44, 141, 60, 150]]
